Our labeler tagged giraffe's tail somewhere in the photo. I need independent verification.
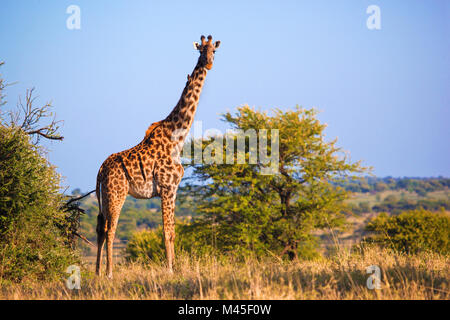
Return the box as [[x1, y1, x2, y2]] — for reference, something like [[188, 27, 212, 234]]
[[95, 168, 106, 238]]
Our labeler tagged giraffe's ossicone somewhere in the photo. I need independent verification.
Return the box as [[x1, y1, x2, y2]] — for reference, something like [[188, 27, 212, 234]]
[[95, 35, 221, 278]]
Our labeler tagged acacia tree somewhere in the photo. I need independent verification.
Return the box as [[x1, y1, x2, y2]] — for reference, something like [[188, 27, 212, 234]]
[[180, 105, 368, 259]]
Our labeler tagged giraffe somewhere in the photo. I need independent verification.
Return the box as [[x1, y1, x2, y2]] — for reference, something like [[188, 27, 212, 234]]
[[95, 35, 220, 278]]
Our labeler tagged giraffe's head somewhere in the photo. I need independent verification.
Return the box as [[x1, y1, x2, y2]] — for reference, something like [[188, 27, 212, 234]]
[[193, 35, 220, 70]]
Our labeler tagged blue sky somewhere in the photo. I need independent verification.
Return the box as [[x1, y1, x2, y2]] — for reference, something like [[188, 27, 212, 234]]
[[1, 0, 449, 191]]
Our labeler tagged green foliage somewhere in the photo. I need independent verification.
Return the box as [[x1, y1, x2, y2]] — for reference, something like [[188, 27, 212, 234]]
[[179, 105, 367, 259], [340, 177, 450, 194], [372, 197, 449, 215], [347, 201, 372, 214], [363, 210, 450, 254], [126, 227, 166, 262], [0, 127, 78, 281]]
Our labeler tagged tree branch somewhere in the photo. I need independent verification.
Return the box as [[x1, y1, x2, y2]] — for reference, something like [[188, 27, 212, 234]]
[[26, 128, 64, 141]]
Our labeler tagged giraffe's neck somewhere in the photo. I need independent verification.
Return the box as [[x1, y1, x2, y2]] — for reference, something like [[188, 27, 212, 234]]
[[165, 61, 208, 136]]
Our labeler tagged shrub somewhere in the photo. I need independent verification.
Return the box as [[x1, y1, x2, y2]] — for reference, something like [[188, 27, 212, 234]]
[[0, 127, 78, 281], [125, 227, 166, 263], [363, 210, 450, 254]]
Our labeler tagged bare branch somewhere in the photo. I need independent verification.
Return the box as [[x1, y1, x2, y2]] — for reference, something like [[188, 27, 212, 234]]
[[26, 128, 64, 141], [0, 61, 6, 108], [73, 232, 95, 247], [65, 190, 96, 207], [6, 87, 64, 144]]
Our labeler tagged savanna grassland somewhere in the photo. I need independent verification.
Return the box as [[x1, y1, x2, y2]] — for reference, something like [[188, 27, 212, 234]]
[[1, 66, 449, 300], [1, 247, 448, 300]]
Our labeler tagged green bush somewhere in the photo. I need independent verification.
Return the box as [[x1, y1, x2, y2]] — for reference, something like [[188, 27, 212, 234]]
[[125, 227, 166, 263], [363, 210, 450, 254], [0, 127, 78, 281]]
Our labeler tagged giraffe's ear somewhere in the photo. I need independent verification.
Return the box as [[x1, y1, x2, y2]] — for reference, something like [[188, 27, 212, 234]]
[[193, 42, 201, 50], [214, 41, 221, 49]]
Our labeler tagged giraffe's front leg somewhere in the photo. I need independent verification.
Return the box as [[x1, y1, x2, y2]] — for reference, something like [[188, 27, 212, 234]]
[[160, 187, 177, 273]]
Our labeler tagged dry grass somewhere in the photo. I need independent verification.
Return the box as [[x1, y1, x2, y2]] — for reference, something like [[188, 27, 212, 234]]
[[0, 247, 448, 300]]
